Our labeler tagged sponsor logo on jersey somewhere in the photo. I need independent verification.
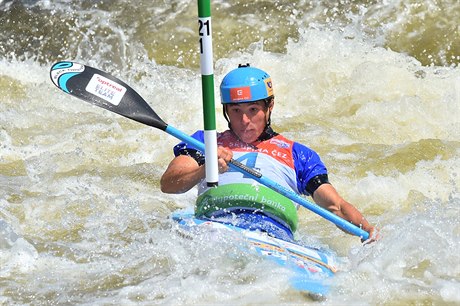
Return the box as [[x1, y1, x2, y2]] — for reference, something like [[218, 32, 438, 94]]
[[269, 138, 290, 149]]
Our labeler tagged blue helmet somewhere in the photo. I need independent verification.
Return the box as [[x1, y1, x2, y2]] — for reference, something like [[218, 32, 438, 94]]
[[220, 64, 274, 104]]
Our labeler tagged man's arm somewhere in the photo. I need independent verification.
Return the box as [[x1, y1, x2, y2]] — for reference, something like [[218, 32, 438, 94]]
[[160, 147, 233, 194], [312, 183, 378, 243], [160, 155, 205, 194]]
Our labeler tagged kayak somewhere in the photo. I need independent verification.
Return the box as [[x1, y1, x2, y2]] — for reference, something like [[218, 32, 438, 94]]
[[171, 210, 338, 296]]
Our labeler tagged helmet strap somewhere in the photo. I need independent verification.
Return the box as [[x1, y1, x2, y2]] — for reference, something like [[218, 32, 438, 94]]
[[266, 112, 272, 128], [265, 96, 274, 127], [223, 106, 231, 129]]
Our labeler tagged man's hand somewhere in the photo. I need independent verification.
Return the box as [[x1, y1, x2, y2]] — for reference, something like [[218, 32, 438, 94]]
[[362, 226, 380, 244], [217, 146, 233, 173]]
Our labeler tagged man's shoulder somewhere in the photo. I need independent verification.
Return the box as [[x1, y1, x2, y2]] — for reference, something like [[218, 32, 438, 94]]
[[271, 133, 294, 143], [189, 130, 205, 140], [271, 134, 318, 156], [260, 134, 294, 149]]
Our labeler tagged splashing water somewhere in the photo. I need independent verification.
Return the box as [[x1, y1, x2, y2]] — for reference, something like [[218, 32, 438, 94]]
[[1, 0, 459, 304]]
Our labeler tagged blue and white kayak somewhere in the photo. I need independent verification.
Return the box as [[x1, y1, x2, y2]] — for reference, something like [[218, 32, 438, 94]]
[[172, 210, 338, 296]]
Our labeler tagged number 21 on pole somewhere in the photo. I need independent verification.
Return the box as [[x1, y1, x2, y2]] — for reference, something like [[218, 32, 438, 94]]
[[199, 19, 210, 54]]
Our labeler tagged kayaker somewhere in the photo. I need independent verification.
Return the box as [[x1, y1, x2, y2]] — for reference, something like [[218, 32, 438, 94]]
[[161, 64, 378, 243]]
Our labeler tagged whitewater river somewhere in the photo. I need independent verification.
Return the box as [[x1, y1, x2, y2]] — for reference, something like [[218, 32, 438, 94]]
[[1, 0, 459, 305]]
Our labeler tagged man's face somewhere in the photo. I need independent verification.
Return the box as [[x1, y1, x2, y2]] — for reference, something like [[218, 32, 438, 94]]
[[226, 100, 273, 144]]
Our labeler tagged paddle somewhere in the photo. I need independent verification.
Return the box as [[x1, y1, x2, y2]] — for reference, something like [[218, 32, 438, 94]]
[[49, 61, 370, 240]]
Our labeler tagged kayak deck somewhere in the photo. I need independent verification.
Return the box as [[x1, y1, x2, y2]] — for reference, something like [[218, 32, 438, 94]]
[[171, 210, 337, 296]]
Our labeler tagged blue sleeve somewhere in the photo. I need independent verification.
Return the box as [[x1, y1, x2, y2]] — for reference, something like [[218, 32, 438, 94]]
[[173, 130, 205, 156], [292, 142, 328, 195]]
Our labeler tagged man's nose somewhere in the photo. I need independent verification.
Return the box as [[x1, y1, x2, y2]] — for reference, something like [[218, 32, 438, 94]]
[[241, 113, 250, 123]]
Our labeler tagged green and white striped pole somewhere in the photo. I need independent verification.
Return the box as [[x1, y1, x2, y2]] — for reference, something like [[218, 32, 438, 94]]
[[198, 0, 218, 187]]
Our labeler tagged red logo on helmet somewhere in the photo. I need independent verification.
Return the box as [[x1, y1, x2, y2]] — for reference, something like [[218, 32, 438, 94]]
[[230, 87, 251, 102]]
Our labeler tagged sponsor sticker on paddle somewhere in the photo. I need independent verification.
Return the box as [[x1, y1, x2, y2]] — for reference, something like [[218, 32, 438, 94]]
[[85, 74, 126, 106]]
